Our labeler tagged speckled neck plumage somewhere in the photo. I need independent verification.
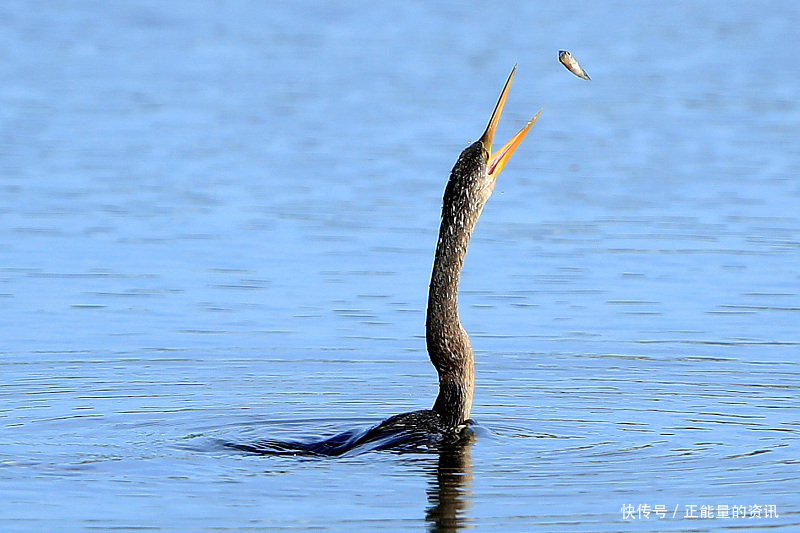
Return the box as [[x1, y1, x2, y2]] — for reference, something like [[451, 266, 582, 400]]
[[421, 66, 539, 431], [426, 141, 491, 428]]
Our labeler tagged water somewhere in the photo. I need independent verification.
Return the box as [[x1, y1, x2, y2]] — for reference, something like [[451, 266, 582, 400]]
[[2, 1, 799, 531]]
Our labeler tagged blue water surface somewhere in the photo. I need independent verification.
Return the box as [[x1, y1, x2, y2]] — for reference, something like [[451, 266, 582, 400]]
[[2, 1, 799, 531]]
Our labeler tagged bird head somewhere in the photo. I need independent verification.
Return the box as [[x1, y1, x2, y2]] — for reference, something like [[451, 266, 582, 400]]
[[444, 67, 541, 216], [478, 65, 542, 194]]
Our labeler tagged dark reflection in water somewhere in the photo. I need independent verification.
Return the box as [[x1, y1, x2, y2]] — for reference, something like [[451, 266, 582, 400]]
[[224, 421, 476, 532], [425, 435, 474, 533]]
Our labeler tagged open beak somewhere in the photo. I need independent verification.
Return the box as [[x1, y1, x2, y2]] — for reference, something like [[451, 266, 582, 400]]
[[479, 66, 542, 179]]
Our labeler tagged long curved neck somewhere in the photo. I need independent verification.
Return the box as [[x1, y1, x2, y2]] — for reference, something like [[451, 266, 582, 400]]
[[426, 187, 485, 428]]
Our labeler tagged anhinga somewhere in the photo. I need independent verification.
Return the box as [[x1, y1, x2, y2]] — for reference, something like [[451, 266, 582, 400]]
[[229, 67, 540, 455], [364, 66, 541, 442]]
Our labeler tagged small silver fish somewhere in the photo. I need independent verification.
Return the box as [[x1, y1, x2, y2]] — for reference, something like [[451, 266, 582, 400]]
[[558, 50, 590, 80]]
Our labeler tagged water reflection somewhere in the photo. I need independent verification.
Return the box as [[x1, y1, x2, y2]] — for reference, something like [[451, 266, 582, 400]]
[[226, 426, 478, 532], [425, 435, 475, 533], [219, 418, 476, 530]]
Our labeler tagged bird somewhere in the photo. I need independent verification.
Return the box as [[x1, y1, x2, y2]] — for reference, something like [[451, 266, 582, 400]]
[[228, 67, 540, 455], [340, 66, 540, 448]]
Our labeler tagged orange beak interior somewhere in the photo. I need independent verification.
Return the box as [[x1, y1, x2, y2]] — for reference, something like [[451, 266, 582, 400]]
[[479, 66, 542, 179]]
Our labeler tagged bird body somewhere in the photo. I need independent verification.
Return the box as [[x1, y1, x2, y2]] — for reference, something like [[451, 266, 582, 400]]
[[228, 68, 540, 455], [424, 67, 540, 430], [361, 68, 540, 444]]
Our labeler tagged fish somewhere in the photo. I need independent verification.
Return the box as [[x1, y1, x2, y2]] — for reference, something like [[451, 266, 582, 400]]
[[558, 50, 590, 80]]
